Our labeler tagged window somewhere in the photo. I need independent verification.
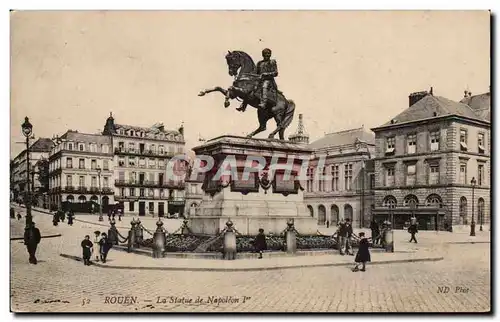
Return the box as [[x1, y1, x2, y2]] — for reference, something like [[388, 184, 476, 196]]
[[130, 172, 137, 183], [103, 177, 109, 188], [426, 194, 443, 208], [159, 160, 165, 168], [383, 196, 397, 208], [150, 144, 156, 153], [159, 145, 165, 154], [430, 130, 440, 151], [118, 171, 125, 181], [66, 175, 72, 187], [118, 157, 125, 167], [459, 197, 468, 224], [128, 142, 135, 152], [403, 195, 419, 208], [459, 163, 467, 184], [160, 189, 165, 198], [118, 142, 125, 151], [140, 188, 145, 197], [385, 166, 395, 186], [460, 129, 468, 151], [90, 144, 96, 153], [478, 164, 484, 186], [120, 188, 126, 197], [129, 188, 135, 197], [318, 167, 326, 192], [79, 158, 85, 169], [79, 176, 84, 187], [149, 173, 155, 183], [169, 146, 175, 154], [128, 157, 136, 167], [149, 159, 156, 168], [478, 198, 485, 225], [344, 163, 353, 190], [149, 188, 154, 197], [369, 173, 375, 189], [429, 164, 440, 184], [66, 157, 73, 168], [129, 201, 135, 212], [102, 144, 109, 153], [407, 134, 416, 154], [406, 164, 416, 186], [91, 159, 97, 170], [478, 133, 485, 154], [177, 146, 184, 154], [91, 176, 97, 188], [331, 165, 339, 191], [139, 158, 146, 168], [68, 143, 73, 150], [385, 137, 395, 155], [79, 143, 85, 151], [306, 167, 314, 192], [103, 160, 109, 170], [149, 202, 154, 214]]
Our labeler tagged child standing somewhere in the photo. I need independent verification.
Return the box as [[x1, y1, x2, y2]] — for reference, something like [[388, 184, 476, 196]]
[[352, 232, 371, 272], [81, 235, 93, 266]]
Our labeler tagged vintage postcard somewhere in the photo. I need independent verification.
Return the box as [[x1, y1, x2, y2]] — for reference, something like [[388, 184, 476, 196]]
[[9, 10, 491, 313]]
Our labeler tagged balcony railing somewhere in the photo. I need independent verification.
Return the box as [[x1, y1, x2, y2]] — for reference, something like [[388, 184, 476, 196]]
[[53, 186, 114, 195], [114, 180, 185, 189], [114, 147, 177, 158]]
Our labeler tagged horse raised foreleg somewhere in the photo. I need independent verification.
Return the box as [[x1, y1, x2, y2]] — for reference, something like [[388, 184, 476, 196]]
[[198, 86, 228, 97]]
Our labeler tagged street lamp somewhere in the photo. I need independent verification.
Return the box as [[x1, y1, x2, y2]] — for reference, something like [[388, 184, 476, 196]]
[[21, 117, 33, 227], [97, 166, 103, 222], [470, 177, 476, 236]]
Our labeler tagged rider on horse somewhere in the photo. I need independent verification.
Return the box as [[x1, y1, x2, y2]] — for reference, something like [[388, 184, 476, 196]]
[[236, 48, 279, 112]]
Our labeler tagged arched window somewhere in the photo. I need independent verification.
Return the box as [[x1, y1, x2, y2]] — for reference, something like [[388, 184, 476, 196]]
[[478, 198, 485, 225], [459, 197, 467, 224], [102, 196, 109, 206], [344, 204, 353, 221], [426, 194, 443, 208], [383, 195, 397, 208], [66, 195, 74, 203], [331, 205, 339, 226], [318, 205, 326, 225], [78, 195, 87, 203], [90, 195, 98, 202], [307, 205, 314, 218], [403, 195, 419, 208]]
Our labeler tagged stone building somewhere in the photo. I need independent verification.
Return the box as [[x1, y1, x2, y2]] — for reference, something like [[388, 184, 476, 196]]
[[12, 138, 54, 205], [48, 131, 114, 211], [102, 113, 186, 217], [371, 89, 490, 231], [184, 168, 204, 217], [303, 126, 375, 228]]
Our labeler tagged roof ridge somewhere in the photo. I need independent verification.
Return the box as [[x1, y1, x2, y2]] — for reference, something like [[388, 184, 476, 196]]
[[326, 127, 364, 135]]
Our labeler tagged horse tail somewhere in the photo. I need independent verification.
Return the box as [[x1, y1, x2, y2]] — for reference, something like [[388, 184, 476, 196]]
[[281, 99, 296, 130]]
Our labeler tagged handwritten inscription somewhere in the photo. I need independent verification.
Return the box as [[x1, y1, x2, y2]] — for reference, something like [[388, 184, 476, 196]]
[[437, 286, 470, 294]]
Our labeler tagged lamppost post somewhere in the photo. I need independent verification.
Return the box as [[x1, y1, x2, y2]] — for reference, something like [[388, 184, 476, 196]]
[[470, 177, 476, 236], [21, 117, 33, 227], [97, 166, 103, 222]]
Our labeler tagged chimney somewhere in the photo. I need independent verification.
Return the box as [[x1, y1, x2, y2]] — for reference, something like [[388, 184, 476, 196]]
[[409, 90, 429, 107]]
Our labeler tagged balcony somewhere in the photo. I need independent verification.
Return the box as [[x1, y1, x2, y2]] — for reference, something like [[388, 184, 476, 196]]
[[89, 187, 100, 193], [63, 186, 75, 193], [114, 147, 176, 158], [114, 180, 185, 189], [76, 186, 88, 193], [55, 186, 114, 195]]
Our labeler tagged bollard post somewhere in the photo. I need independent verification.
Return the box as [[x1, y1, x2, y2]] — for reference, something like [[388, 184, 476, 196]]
[[384, 221, 394, 253], [108, 219, 119, 245], [127, 218, 137, 253], [135, 218, 143, 247], [285, 219, 297, 254], [223, 219, 237, 260], [152, 219, 166, 258]]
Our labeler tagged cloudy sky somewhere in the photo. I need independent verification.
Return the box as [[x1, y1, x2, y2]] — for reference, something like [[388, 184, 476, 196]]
[[10, 11, 490, 158]]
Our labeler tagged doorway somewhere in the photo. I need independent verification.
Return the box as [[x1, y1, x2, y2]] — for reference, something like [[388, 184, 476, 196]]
[[139, 201, 146, 216]]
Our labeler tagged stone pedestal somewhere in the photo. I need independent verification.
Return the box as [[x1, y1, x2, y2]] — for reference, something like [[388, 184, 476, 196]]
[[188, 135, 317, 236]]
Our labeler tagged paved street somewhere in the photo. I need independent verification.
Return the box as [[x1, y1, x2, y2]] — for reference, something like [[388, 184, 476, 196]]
[[10, 207, 490, 313]]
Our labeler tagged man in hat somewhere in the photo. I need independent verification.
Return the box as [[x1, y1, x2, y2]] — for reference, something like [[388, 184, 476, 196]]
[[256, 48, 278, 110], [24, 222, 41, 264]]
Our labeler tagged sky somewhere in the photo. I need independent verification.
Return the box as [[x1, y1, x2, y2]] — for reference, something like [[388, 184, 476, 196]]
[[10, 10, 490, 158]]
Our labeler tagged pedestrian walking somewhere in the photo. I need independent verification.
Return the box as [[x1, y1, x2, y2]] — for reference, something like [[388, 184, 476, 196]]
[[369, 219, 379, 245], [352, 232, 371, 272], [60, 211, 66, 222], [408, 223, 418, 243], [117, 209, 122, 222], [337, 219, 347, 255], [24, 222, 41, 264], [345, 218, 354, 255], [67, 211, 74, 226], [253, 228, 267, 259], [52, 212, 59, 226], [326, 220, 330, 228], [98, 232, 113, 263], [81, 235, 93, 266]]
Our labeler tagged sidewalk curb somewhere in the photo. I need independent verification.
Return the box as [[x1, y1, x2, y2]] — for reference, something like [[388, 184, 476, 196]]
[[59, 253, 444, 272], [446, 241, 491, 244], [10, 234, 62, 241]]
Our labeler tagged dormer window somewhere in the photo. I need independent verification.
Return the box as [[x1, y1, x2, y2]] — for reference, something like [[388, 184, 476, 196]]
[[460, 129, 468, 151], [385, 137, 395, 155], [478, 133, 485, 154], [78, 143, 85, 151]]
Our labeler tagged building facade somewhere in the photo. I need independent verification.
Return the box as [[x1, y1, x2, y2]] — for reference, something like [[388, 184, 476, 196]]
[[371, 89, 491, 231], [303, 127, 376, 228], [102, 114, 186, 217], [12, 138, 54, 206], [48, 131, 115, 211]]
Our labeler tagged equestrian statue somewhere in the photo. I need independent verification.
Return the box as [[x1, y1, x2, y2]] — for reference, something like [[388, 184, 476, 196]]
[[198, 48, 296, 140]]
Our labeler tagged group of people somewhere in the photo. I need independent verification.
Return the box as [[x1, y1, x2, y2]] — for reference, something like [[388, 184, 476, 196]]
[[52, 210, 74, 226], [81, 232, 113, 266]]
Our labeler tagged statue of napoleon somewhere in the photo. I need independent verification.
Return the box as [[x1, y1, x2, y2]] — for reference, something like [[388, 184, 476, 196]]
[[198, 48, 295, 140]]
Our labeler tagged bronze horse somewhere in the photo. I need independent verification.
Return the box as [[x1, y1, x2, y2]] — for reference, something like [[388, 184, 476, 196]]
[[198, 50, 295, 140]]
